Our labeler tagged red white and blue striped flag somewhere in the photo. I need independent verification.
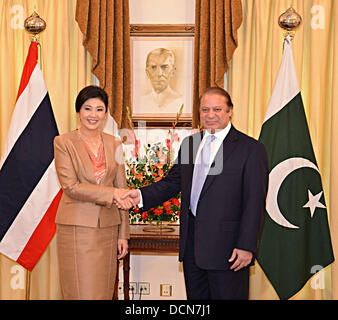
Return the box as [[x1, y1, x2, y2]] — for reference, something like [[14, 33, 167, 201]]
[[0, 41, 62, 271]]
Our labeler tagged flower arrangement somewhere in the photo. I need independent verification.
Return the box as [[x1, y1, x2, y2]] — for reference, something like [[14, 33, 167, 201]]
[[124, 105, 184, 224]]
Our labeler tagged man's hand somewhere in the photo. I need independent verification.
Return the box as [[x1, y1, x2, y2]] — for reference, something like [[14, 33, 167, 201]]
[[114, 188, 136, 210], [125, 189, 141, 204], [228, 248, 253, 272], [114, 189, 141, 210]]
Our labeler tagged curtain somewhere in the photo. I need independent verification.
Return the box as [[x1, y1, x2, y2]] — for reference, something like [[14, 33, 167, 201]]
[[75, 0, 131, 128], [192, 0, 242, 127], [0, 0, 92, 299], [228, 0, 338, 299]]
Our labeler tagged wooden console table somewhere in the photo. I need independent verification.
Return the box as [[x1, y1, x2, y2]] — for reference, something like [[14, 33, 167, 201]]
[[113, 223, 179, 300]]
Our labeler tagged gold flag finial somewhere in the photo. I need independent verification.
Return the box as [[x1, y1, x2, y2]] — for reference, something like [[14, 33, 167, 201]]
[[278, 7, 302, 40], [24, 11, 46, 43]]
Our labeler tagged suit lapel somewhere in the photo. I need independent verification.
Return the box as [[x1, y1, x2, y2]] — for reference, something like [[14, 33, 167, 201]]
[[71, 130, 96, 184], [100, 132, 114, 185], [198, 126, 239, 201]]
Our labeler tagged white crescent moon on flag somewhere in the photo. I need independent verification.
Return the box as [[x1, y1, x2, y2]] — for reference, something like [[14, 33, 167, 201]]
[[266, 157, 319, 229]]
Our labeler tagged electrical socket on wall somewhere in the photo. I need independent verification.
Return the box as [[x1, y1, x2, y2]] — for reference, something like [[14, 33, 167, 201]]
[[129, 282, 138, 294], [139, 282, 150, 295], [118, 282, 150, 296], [160, 284, 172, 297]]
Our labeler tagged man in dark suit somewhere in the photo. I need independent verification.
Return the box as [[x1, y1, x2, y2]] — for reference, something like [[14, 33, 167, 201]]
[[118, 87, 269, 299]]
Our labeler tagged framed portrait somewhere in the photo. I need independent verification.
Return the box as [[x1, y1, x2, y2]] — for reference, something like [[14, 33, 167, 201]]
[[130, 25, 194, 127]]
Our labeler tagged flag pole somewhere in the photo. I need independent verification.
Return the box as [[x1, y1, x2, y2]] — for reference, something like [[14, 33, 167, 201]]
[[22, 12, 47, 300], [25, 270, 31, 300]]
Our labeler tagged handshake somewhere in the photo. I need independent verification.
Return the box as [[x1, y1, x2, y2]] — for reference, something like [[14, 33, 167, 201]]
[[114, 188, 141, 210]]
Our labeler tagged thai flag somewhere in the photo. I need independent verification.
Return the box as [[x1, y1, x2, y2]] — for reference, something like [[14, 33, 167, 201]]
[[0, 41, 62, 271]]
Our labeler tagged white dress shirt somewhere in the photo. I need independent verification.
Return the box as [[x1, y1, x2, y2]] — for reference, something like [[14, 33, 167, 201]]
[[194, 122, 232, 170]]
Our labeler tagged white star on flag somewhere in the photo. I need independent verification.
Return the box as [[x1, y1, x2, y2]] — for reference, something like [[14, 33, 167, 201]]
[[303, 190, 326, 218]]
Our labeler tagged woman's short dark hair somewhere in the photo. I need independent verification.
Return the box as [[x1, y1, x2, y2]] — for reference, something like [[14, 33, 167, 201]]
[[75, 85, 108, 113]]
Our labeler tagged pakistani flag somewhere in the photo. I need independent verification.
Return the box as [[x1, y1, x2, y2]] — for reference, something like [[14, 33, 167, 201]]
[[256, 36, 334, 300]]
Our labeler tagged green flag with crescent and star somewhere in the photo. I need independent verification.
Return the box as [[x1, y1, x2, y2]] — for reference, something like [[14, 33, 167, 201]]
[[256, 36, 334, 300]]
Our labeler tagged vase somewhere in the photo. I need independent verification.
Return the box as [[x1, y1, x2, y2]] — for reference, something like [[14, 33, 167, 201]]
[[142, 220, 175, 233]]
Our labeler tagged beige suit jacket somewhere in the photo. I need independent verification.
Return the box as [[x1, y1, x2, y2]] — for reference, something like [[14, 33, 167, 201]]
[[54, 130, 129, 239]]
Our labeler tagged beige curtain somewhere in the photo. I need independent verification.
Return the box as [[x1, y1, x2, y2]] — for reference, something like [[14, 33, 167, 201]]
[[75, 0, 131, 128], [228, 0, 338, 299], [193, 0, 242, 127], [0, 0, 92, 299]]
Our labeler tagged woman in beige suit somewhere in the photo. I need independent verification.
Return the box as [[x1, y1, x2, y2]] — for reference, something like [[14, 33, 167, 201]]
[[54, 86, 131, 300]]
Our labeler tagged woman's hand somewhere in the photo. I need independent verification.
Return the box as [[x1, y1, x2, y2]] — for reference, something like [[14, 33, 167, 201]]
[[117, 239, 128, 259], [114, 188, 135, 210]]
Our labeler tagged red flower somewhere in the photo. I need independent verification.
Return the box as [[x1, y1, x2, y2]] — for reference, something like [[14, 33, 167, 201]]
[[157, 167, 164, 177], [131, 139, 140, 158], [163, 201, 171, 211], [130, 164, 137, 176], [131, 148, 138, 158], [166, 139, 171, 150], [171, 198, 180, 207], [134, 207, 140, 213], [154, 208, 163, 216], [135, 173, 143, 182], [154, 163, 164, 170], [141, 212, 148, 220]]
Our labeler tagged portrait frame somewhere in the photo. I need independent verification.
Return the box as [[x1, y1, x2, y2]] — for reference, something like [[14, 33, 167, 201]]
[[130, 25, 194, 128]]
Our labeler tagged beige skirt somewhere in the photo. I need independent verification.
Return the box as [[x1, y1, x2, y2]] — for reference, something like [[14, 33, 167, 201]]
[[56, 223, 118, 300]]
